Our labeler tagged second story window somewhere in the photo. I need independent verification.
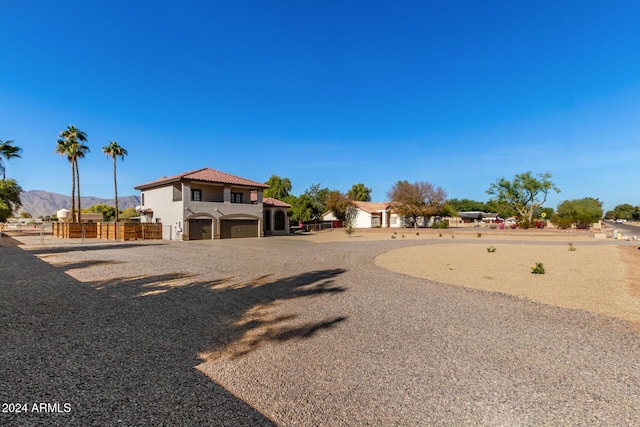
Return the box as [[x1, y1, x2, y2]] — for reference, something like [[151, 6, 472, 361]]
[[231, 192, 243, 203], [191, 189, 202, 201]]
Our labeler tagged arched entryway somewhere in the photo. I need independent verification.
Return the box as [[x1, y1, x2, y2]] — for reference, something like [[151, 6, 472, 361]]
[[275, 210, 285, 231]]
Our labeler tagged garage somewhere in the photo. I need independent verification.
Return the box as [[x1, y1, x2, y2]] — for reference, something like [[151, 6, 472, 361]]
[[189, 218, 213, 240], [220, 219, 258, 239]]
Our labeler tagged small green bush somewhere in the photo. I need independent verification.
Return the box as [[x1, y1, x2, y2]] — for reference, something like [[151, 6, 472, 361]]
[[477, 233, 482, 238], [568, 243, 576, 251], [487, 246, 496, 253], [531, 262, 545, 274], [432, 220, 449, 229], [391, 235, 396, 239]]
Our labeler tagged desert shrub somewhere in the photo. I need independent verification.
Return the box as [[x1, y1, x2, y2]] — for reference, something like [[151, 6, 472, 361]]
[[477, 233, 482, 238], [517, 217, 532, 229], [432, 220, 449, 229], [554, 217, 574, 229], [487, 246, 496, 253], [531, 262, 545, 274], [489, 223, 498, 229], [568, 243, 576, 251]]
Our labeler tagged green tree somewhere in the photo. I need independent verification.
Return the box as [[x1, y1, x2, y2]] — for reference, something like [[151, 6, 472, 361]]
[[484, 199, 517, 220], [0, 179, 23, 222], [554, 197, 603, 229], [264, 175, 292, 200], [288, 194, 315, 222], [486, 171, 560, 228], [19, 211, 32, 218], [102, 141, 128, 222], [0, 139, 22, 180], [119, 207, 138, 220], [325, 191, 358, 234], [387, 180, 447, 228], [347, 183, 372, 202], [438, 203, 459, 218], [56, 125, 89, 222], [304, 183, 330, 220], [447, 198, 490, 213], [610, 203, 637, 221], [83, 204, 116, 222]]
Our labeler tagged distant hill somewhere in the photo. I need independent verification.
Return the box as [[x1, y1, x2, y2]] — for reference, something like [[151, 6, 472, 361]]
[[20, 190, 141, 218]]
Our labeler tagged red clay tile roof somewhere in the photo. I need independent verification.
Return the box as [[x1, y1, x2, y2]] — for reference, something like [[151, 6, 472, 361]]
[[249, 193, 292, 208], [135, 167, 269, 190], [352, 201, 394, 214], [263, 197, 292, 208]]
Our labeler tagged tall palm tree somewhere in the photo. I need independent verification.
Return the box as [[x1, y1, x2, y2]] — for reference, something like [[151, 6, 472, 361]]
[[74, 141, 90, 223], [56, 125, 89, 222], [55, 138, 75, 221], [102, 141, 127, 222], [0, 139, 22, 180]]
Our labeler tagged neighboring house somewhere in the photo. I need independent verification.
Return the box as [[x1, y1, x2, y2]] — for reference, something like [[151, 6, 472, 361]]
[[322, 201, 402, 228], [134, 168, 272, 240], [458, 211, 499, 224]]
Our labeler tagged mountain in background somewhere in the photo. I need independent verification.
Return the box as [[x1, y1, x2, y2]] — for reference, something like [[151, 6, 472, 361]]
[[20, 190, 141, 218]]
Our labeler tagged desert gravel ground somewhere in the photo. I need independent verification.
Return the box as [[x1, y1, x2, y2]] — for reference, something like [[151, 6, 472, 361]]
[[1, 229, 640, 426]]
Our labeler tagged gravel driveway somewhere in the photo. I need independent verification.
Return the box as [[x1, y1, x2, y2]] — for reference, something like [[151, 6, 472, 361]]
[[2, 233, 640, 426]]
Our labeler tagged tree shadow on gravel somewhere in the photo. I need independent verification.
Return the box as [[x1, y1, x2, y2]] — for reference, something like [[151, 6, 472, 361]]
[[0, 246, 347, 426], [23, 241, 167, 254]]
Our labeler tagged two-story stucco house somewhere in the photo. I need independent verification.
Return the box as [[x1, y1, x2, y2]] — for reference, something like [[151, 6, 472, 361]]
[[134, 167, 285, 240]]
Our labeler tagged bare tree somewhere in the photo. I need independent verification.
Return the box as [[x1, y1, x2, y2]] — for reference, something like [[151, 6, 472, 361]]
[[325, 191, 358, 234], [387, 180, 447, 228]]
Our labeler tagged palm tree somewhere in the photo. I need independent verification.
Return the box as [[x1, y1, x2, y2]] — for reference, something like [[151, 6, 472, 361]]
[[0, 139, 22, 180], [102, 141, 128, 222], [55, 138, 75, 221], [74, 141, 90, 223], [56, 125, 89, 222]]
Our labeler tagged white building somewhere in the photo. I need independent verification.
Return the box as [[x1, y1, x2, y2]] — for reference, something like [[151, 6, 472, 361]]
[[323, 201, 403, 228]]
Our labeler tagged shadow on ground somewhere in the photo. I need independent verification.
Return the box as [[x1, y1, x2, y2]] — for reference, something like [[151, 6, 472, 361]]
[[0, 245, 347, 425]]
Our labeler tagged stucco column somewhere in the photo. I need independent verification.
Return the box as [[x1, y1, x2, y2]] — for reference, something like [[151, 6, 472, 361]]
[[379, 210, 388, 228], [270, 209, 275, 233]]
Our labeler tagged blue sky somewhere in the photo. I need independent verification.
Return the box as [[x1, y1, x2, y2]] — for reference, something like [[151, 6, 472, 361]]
[[2, 1, 639, 212]]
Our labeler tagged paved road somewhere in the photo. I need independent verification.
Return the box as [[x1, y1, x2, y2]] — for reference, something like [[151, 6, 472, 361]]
[[605, 220, 640, 239], [2, 235, 639, 426]]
